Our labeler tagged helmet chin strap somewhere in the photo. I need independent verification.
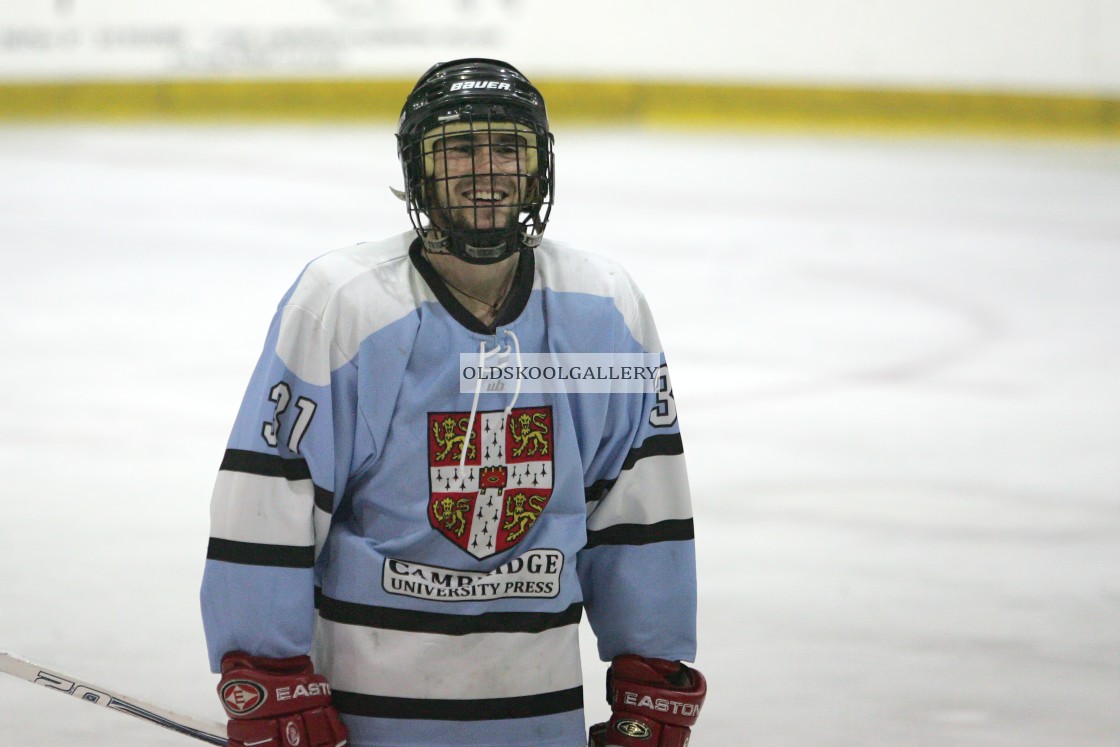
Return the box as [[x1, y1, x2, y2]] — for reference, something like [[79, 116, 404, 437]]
[[414, 205, 527, 265], [459, 230, 521, 263], [419, 230, 519, 265]]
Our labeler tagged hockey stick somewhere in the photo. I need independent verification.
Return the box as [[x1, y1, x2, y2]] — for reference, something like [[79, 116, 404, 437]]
[[0, 651, 228, 745]]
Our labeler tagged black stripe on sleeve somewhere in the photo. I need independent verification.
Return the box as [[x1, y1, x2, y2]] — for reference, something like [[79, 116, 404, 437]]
[[333, 686, 583, 722], [313, 485, 334, 514], [584, 433, 684, 503], [584, 477, 613, 505], [206, 537, 316, 568], [220, 448, 311, 479], [219, 448, 335, 513], [620, 432, 684, 470], [318, 598, 582, 636], [584, 518, 695, 549]]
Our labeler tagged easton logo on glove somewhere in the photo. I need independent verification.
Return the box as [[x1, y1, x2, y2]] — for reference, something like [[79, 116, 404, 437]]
[[616, 719, 654, 739], [220, 680, 268, 715], [621, 690, 702, 718]]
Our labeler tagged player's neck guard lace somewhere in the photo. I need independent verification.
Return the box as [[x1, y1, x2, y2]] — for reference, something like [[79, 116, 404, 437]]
[[461, 329, 523, 472]]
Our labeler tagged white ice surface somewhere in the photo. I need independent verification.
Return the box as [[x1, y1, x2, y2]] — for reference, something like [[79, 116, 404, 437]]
[[0, 124, 1118, 746]]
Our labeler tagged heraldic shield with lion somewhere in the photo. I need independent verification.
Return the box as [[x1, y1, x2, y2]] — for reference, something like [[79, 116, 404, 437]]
[[427, 405, 554, 559]]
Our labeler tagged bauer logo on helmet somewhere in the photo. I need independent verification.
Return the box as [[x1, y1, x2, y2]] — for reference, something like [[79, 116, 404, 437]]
[[450, 81, 512, 92]]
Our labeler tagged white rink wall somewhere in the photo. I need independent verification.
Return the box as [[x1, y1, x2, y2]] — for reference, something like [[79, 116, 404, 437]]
[[1, 0, 1119, 92]]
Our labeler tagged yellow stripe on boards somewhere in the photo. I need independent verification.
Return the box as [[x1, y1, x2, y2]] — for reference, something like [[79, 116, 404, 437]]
[[0, 78, 1117, 138], [0, 79, 411, 121]]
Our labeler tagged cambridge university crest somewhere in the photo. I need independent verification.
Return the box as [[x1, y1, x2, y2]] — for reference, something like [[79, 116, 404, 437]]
[[426, 406, 554, 558]]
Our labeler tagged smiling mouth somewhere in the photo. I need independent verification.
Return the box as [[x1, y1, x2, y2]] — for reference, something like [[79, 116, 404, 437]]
[[463, 189, 509, 205]]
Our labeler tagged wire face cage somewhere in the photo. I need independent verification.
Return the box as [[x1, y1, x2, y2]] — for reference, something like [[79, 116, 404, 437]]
[[404, 115, 554, 262], [397, 59, 554, 264]]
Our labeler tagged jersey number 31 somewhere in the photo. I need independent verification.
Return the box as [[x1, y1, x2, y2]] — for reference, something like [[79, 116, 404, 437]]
[[261, 381, 318, 454]]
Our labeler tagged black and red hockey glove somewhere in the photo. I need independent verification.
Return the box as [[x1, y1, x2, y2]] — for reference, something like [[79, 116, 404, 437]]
[[217, 652, 349, 747], [588, 655, 706, 747]]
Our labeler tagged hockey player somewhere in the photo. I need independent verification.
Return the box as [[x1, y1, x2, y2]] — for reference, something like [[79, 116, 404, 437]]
[[201, 58, 705, 747]]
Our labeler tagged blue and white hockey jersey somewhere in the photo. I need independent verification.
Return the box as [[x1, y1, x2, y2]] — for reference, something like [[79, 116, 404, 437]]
[[201, 232, 697, 747]]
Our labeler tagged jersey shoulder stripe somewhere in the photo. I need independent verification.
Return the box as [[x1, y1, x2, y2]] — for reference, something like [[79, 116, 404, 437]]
[[286, 233, 416, 318], [277, 232, 426, 385]]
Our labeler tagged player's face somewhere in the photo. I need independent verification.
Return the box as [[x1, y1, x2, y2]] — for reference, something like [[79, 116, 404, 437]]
[[428, 129, 531, 232]]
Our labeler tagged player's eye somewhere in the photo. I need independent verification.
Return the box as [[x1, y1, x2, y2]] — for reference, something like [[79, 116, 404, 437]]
[[434, 139, 472, 157]]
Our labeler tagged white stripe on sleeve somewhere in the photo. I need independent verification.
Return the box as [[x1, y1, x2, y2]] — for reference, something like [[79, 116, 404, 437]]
[[209, 471, 318, 547], [585, 453, 693, 531]]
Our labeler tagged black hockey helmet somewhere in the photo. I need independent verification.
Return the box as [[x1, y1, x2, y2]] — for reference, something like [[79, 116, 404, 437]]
[[396, 58, 554, 264]]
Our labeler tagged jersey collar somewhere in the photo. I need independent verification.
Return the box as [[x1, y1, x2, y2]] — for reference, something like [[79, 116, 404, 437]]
[[409, 238, 535, 335]]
